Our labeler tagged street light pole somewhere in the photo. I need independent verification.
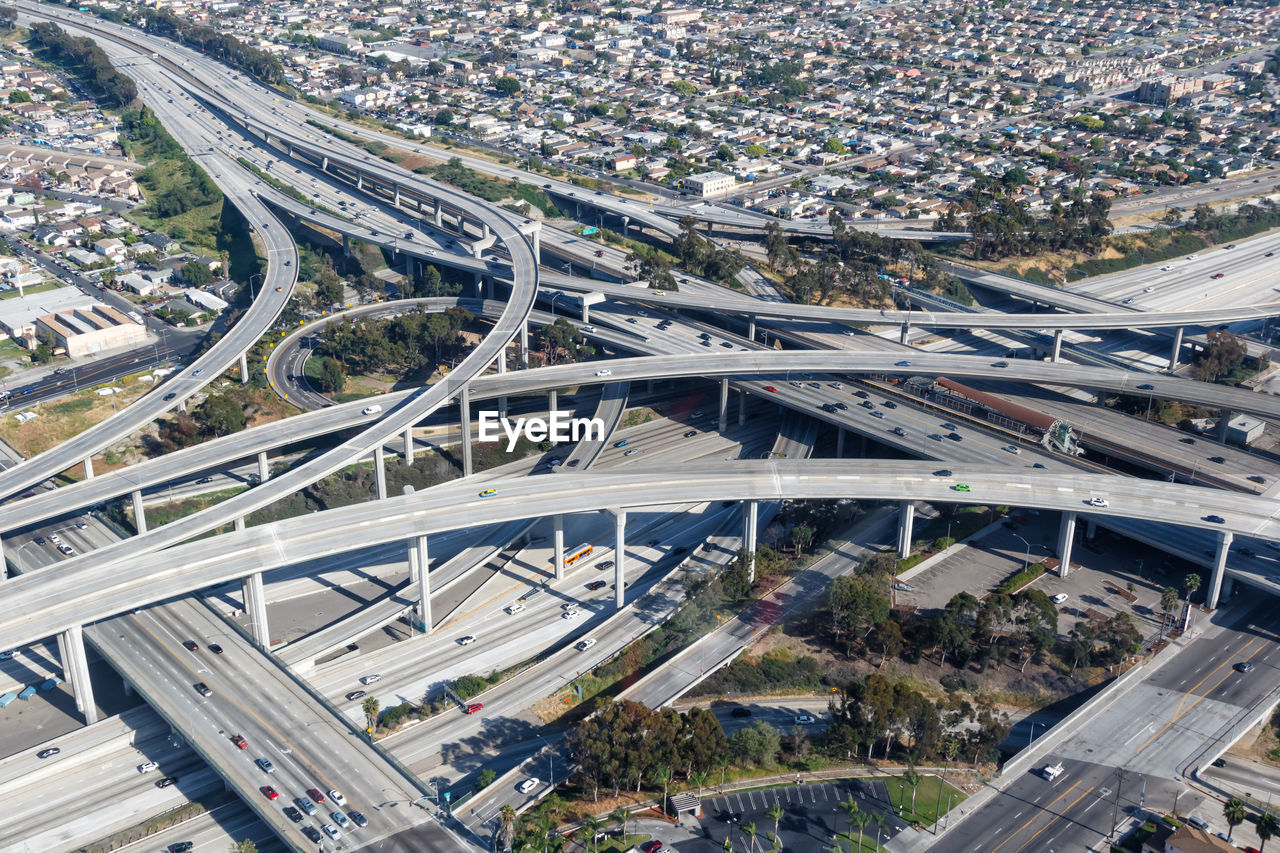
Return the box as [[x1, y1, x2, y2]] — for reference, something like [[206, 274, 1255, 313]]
[[1013, 533, 1032, 571]]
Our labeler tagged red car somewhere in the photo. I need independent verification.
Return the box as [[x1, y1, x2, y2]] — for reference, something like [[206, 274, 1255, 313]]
[[764, 385, 778, 393], [261, 786, 279, 800], [465, 703, 483, 714], [1212, 272, 1225, 279], [641, 842, 663, 853], [231, 734, 248, 749], [307, 788, 325, 803]]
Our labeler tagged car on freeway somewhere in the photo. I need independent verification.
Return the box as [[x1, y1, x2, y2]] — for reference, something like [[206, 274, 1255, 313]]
[[458, 635, 478, 645], [232, 734, 248, 749], [576, 639, 596, 651], [1187, 254, 1199, 260], [331, 811, 350, 828], [794, 714, 817, 725], [730, 707, 753, 718], [301, 827, 322, 842], [360, 674, 382, 685], [182, 640, 199, 652], [168, 844, 193, 853], [322, 825, 341, 840], [870, 411, 885, 419], [933, 470, 953, 477], [307, 788, 326, 803], [284, 806, 303, 823], [193, 683, 212, 697], [478, 489, 497, 498], [623, 449, 638, 456], [1087, 497, 1109, 507], [764, 385, 778, 393], [1122, 297, 1135, 304], [517, 778, 542, 794], [991, 361, 1009, 368], [192, 368, 204, 377], [1051, 593, 1069, 605], [163, 392, 177, 401], [562, 608, 583, 620], [1204, 515, 1226, 524], [947, 432, 963, 441], [894, 360, 912, 367], [1179, 437, 1196, 445], [1209, 456, 1225, 464], [1236, 662, 1255, 673], [891, 426, 906, 436], [952, 484, 971, 492], [209, 644, 223, 655], [261, 786, 279, 800], [1226, 244, 1236, 249], [641, 842, 664, 853], [893, 582, 913, 592], [1160, 265, 1174, 271], [156, 776, 179, 788], [595, 368, 612, 377], [1212, 273, 1225, 279], [348, 811, 368, 828], [683, 430, 698, 438], [345, 690, 365, 701], [465, 702, 484, 714], [37, 748, 60, 759], [586, 580, 606, 591], [361, 405, 382, 416], [505, 603, 525, 615], [295, 796, 317, 816], [597, 560, 614, 571], [256, 758, 275, 773], [1249, 475, 1267, 484], [613, 439, 629, 448]]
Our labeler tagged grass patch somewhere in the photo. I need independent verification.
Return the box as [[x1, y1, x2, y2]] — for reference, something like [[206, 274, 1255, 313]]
[[876, 773, 966, 826], [622, 406, 657, 428], [0, 281, 61, 300], [995, 562, 1047, 595], [0, 384, 150, 459], [143, 487, 248, 528]]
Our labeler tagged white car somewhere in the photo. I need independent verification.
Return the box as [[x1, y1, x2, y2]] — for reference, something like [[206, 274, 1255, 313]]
[[1160, 265, 1174, 271], [505, 603, 525, 615], [137, 762, 158, 773], [576, 639, 596, 651], [322, 824, 341, 840], [595, 368, 612, 377], [328, 790, 346, 807], [458, 635, 477, 645], [794, 715, 816, 725], [1051, 593, 1069, 605], [1143, 286, 1155, 292], [359, 674, 382, 685], [1088, 497, 1109, 507], [517, 777, 541, 794], [361, 405, 382, 416], [1187, 254, 1198, 260], [562, 609, 582, 620], [1004, 445, 1021, 455]]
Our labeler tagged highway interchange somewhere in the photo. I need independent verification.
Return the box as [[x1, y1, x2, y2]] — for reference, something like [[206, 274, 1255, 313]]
[[2, 4, 1280, 852]]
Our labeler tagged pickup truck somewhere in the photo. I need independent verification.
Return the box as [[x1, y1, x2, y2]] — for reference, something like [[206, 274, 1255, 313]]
[[1042, 762, 1064, 781]]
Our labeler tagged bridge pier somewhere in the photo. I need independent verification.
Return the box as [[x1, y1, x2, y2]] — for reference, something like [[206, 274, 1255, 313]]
[[403, 427, 415, 463], [836, 429, 845, 458], [718, 378, 729, 433], [621, 215, 630, 240], [356, 173, 363, 191], [408, 534, 431, 633], [581, 303, 591, 324], [1056, 511, 1077, 577], [132, 489, 147, 535], [373, 445, 387, 500], [496, 348, 508, 418], [1207, 530, 1233, 609], [520, 321, 529, 368], [242, 572, 270, 648], [897, 500, 915, 559], [393, 185, 400, 207], [433, 199, 442, 227], [554, 514, 565, 581], [459, 387, 472, 477], [747, 316, 756, 343], [899, 322, 910, 345], [257, 451, 270, 484], [742, 500, 758, 581], [738, 388, 747, 426], [321, 156, 328, 171], [342, 234, 350, 258], [1051, 329, 1063, 363], [548, 389, 557, 414], [1168, 326, 1184, 371], [1215, 410, 1235, 443], [59, 625, 97, 724], [83, 457, 94, 480], [613, 509, 626, 609], [239, 351, 249, 384], [0, 536, 7, 580]]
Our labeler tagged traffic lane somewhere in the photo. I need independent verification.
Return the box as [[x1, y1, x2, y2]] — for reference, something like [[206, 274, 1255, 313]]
[[1145, 599, 1280, 698]]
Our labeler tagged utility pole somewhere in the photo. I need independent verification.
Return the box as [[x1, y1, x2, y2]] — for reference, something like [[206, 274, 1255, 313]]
[[1111, 768, 1126, 839]]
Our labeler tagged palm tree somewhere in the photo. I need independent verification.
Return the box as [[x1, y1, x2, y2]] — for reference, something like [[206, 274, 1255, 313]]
[[871, 812, 887, 845], [690, 771, 708, 796], [768, 831, 782, 852], [766, 802, 784, 839], [839, 797, 860, 833], [611, 806, 631, 840], [1225, 797, 1247, 842], [851, 812, 871, 848], [362, 696, 380, 734], [581, 814, 603, 853], [744, 821, 759, 853], [903, 768, 922, 820], [1257, 809, 1278, 851], [651, 764, 672, 812], [499, 804, 517, 852]]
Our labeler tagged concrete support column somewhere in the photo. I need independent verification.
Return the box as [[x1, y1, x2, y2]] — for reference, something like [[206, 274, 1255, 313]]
[[1169, 326, 1184, 371], [234, 516, 246, 532], [747, 317, 756, 342], [738, 388, 747, 426], [257, 451, 270, 484], [242, 572, 269, 648], [1207, 530, 1234, 610], [474, 272, 484, 298], [742, 500, 758, 582], [613, 509, 626, 610], [554, 514, 565, 581], [60, 624, 97, 724], [393, 185, 400, 207], [531, 229, 541, 264], [1215, 410, 1235, 443], [403, 427, 415, 463], [342, 234, 350, 257], [132, 489, 146, 535], [836, 429, 846, 458], [374, 445, 387, 501], [83, 457, 94, 480], [1051, 329, 1064, 363], [520, 321, 529, 368], [356, 173, 363, 191], [718, 378, 729, 433], [581, 303, 591, 324], [495, 348, 508, 417], [0, 536, 7, 581], [459, 387, 472, 477], [433, 199, 442, 226], [1056, 511, 1077, 577], [239, 351, 250, 384], [321, 155, 328, 171], [899, 322, 910, 345], [1085, 518, 1097, 539], [897, 500, 915, 559], [482, 222, 491, 241], [413, 535, 430, 633], [548, 389, 557, 414]]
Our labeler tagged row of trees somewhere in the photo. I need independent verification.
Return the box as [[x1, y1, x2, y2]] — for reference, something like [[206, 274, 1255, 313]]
[[143, 8, 284, 84], [27, 22, 137, 107], [673, 216, 746, 284], [934, 180, 1113, 260], [152, 394, 246, 454], [316, 306, 475, 377]]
